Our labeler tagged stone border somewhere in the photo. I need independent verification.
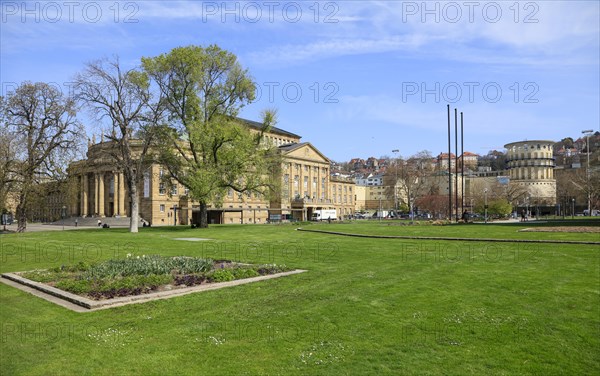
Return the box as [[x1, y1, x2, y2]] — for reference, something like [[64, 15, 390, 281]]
[[296, 228, 600, 245], [1, 269, 307, 312]]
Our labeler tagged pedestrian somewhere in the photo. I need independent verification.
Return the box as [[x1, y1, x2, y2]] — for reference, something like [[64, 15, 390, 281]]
[[97, 219, 102, 227], [75, 219, 78, 227], [462, 210, 469, 223], [521, 210, 526, 222]]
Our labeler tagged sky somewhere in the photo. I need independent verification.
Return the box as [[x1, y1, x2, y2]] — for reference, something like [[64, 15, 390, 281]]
[[1, 0, 599, 162]]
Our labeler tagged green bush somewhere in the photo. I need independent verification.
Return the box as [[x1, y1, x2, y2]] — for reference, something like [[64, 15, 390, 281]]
[[99, 274, 173, 292], [208, 269, 235, 282], [232, 268, 259, 279]]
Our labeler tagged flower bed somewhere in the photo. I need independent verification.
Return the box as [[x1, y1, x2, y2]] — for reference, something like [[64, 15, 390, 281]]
[[19, 255, 292, 300]]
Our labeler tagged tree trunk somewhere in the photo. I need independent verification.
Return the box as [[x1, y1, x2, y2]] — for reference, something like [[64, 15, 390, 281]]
[[16, 195, 27, 233], [199, 201, 208, 228], [129, 184, 139, 233]]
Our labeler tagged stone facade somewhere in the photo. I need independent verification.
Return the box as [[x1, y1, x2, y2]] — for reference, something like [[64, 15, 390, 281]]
[[504, 140, 557, 205], [67, 120, 355, 225]]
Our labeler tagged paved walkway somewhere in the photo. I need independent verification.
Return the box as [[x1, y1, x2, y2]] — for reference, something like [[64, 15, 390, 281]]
[[0, 223, 126, 233]]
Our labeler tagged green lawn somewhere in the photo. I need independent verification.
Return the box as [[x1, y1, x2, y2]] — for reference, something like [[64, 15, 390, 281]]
[[1, 222, 599, 375]]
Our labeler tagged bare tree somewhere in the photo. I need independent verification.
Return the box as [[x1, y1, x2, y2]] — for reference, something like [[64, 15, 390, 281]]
[[384, 150, 434, 218], [3, 83, 84, 232], [75, 57, 164, 233]]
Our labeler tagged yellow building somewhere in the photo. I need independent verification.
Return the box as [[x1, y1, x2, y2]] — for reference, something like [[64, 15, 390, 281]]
[[67, 119, 354, 225]]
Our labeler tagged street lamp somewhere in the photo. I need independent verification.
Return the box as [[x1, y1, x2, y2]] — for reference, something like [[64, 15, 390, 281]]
[[378, 193, 382, 222], [571, 198, 575, 219], [484, 188, 488, 224], [61, 206, 67, 231], [582, 129, 593, 216], [392, 149, 400, 214]]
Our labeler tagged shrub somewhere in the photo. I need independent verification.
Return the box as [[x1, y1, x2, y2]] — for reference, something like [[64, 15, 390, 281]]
[[99, 274, 173, 292], [208, 269, 235, 282], [232, 268, 259, 279], [255, 264, 291, 275], [83, 255, 213, 279], [174, 274, 206, 286]]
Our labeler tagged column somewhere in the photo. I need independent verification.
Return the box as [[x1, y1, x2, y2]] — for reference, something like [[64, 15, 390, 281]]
[[81, 174, 89, 217], [113, 172, 119, 216], [118, 172, 126, 216], [93, 173, 99, 215], [98, 173, 105, 217]]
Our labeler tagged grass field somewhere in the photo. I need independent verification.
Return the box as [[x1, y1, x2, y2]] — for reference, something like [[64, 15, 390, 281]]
[[1, 221, 599, 375]]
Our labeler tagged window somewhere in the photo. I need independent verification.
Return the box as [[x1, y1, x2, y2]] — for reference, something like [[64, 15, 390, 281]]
[[228, 189, 233, 198], [303, 176, 308, 189], [283, 174, 290, 199], [171, 183, 178, 196], [160, 204, 165, 212]]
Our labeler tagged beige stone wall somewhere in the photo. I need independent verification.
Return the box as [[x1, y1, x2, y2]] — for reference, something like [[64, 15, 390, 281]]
[[504, 140, 556, 205], [354, 185, 367, 211]]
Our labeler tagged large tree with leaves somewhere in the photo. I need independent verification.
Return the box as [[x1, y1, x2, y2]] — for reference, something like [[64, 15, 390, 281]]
[[2, 83, 84, 232], [142, 45, 280, 228], [75, 57, 165, 233]]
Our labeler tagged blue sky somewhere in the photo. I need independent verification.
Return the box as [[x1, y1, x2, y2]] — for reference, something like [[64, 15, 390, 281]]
[[2, 1, 599, 161]]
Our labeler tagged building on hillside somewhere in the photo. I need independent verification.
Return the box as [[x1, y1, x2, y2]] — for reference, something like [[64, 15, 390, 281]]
[[366, 157, 379, 169], [458, 152, 479, 171], [504, 140, 556, 206], [66, 118, 354, 225], [436, 153, 456, 172], [349, 158, 365, 171], [355, 173, 384, 186]]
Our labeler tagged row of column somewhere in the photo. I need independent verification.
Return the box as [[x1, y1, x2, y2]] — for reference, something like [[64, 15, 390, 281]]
[[80, 172, 126, 217]]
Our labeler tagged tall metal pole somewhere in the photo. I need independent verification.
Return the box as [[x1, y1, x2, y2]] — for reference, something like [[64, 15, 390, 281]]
[[582, 130, 593, 215], [484, 189, 488, 224], [392, 149, 399, 213], [447, 105, 452, 220], [461, 112, 464, 216], [454, 108, 458, 222]]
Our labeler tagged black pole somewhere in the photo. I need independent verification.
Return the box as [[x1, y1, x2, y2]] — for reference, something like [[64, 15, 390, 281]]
[[461, 112, 464, 216], [447, 105, 452, 220], [454, 108, 458, 222]]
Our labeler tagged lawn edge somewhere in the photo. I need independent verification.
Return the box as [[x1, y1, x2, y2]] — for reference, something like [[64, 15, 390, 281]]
[[296, 228, 600, 245]]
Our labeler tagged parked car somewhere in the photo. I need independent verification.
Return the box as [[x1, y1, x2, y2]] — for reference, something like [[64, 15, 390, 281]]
[[1, 213, 13, 225]]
